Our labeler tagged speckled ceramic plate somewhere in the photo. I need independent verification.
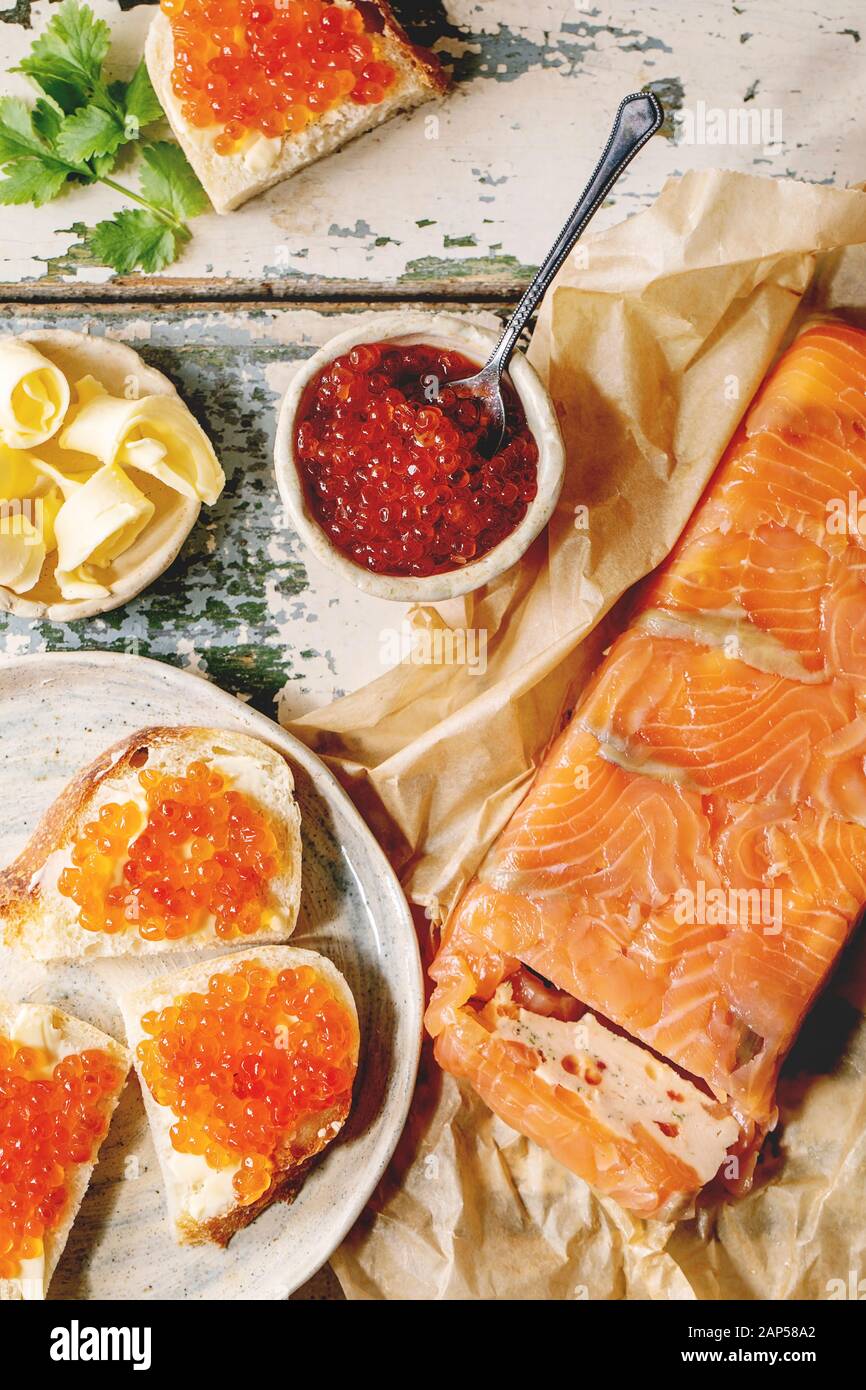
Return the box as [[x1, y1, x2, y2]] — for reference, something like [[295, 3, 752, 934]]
[[0, 651, 422, 1300]]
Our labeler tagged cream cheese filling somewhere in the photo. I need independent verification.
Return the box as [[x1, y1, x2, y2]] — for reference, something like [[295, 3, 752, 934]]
[[165, 1150, 240, 1223], [495, 1003, 740, 1182]]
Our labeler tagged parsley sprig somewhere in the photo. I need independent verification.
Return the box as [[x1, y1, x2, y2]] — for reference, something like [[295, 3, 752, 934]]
[[0, 0, 208, 273]]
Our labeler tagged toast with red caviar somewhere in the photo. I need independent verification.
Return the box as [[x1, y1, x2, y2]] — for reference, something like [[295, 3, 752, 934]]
[[0, 1000, 130, 1301], [119, 947, 359, 1246], [0, 727, 302, 961], [145, 0, 448, 214]]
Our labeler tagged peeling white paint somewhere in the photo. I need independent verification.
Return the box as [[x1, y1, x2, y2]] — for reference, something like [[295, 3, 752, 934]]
[[4, 0, 858, 288]]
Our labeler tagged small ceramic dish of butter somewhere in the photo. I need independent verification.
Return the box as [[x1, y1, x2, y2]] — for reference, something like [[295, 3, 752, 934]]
[[0, 330, 225, 621]]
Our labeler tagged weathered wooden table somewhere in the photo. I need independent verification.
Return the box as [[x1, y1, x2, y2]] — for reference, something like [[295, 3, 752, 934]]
[[2, 0, 863, 1299]]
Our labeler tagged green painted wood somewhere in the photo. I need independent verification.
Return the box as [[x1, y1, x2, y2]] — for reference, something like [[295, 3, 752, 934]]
[[0, 301, 506, 724]]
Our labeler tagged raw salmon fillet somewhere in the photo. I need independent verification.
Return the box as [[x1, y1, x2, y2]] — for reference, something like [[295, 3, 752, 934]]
[[578, 629, 866, 820], [641, 525, 866, 682], [427, 321, 866, 1216]]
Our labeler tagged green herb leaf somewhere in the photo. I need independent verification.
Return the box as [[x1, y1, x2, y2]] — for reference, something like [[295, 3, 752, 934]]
[[87, 208, 178, 273], [0, 156, 68, 206], [0, 96, 54, 162], [56, 103, 123, 163], [140, 140, 209, 222], [0, 96, 80, 195], [3, 4, 204, 272], [121, 60, 164, 131], [17, 0, 111, 113], [31, 95, 65, 146], [90, 148, 120, 179]]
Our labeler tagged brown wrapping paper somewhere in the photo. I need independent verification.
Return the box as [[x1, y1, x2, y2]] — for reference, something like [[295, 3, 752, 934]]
[[288, 171, 866, 1299]]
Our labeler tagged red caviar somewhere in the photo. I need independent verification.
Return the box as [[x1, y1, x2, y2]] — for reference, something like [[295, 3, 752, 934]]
[[137, 961, 356, 1206], [57, 761, 279, 943], [0, 1036, 122, 1281], [295, 341, 539, 576], [162, 0, 397, 151]]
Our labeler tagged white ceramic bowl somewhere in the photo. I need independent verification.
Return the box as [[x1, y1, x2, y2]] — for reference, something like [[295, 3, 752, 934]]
[[0, 330, 202, 623], [274, 311, 565, 602]]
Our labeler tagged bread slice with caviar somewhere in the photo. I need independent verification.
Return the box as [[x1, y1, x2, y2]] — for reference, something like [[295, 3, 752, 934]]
[[145, 0, 448, 214], [0, 726, 302, 961], [0, 999, 130, 1301], [119, 946, 359, 1246]]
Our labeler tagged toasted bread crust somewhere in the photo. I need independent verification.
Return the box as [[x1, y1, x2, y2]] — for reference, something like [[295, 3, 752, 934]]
[[178, 1102, 352, 1247], [182, 1162, 312, 1248], [0, 725, 300, 956], [371, 1, 449, 95], [0, 728, 160, 929]]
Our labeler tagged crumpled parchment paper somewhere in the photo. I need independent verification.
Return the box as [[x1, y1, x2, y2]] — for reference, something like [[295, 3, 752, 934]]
[[289, 170, 866, 1300]]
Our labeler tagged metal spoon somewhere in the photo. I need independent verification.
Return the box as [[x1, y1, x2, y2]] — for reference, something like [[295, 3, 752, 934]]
[[450, 90, 663, 458]]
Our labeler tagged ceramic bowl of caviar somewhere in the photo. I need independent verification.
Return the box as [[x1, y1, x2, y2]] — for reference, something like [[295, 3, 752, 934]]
[[274, 312, 566, 601]]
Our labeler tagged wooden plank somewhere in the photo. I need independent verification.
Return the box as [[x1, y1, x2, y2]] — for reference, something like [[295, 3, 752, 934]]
[[0, 274, 531, 304], [0, 300, 505, 721], [4, 1, 864, 296]]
